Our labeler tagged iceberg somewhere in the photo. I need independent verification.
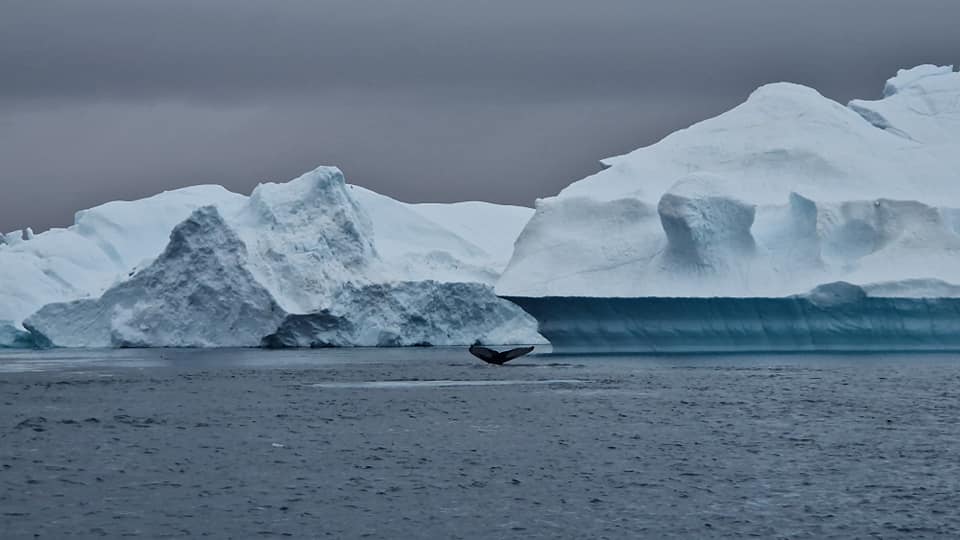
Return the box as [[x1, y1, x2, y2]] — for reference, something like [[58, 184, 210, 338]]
[[26, 206, 286, 348], [263, 281, 538, 348], [10, 167, 541, 348], [497, 65, 960, 352], [0, 185, 246, 346]]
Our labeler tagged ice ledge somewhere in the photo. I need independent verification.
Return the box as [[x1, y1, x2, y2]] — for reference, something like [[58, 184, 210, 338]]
[[0, 321, 45, 349], [882, 64, 955, 97], [504, 288, 960, 354]]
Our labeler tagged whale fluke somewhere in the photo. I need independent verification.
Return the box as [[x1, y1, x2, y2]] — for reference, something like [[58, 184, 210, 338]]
[[468, 344, 535, 365]]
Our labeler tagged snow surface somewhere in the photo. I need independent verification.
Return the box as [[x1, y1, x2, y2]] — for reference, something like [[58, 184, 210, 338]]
[[850, 65, 960, 143], [4, 166, 539, 348], [498, 65, 960, 298], [347, 186, 502, 285], [410, 200, 533, 272]]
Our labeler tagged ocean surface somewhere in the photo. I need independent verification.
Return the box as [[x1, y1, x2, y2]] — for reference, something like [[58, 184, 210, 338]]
[[2, 348, 960, 539]]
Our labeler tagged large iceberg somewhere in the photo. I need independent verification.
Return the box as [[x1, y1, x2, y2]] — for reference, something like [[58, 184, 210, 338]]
[[5, 167, 541, 348], [0, 185, 246, 348], [497, 65, 960, 352]]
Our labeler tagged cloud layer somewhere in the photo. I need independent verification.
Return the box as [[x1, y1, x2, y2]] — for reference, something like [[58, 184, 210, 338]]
[[2, 0, 958, 231]]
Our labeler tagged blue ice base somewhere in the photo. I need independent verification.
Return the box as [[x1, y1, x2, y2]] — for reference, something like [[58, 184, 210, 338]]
[[503, 294, 960, 354]]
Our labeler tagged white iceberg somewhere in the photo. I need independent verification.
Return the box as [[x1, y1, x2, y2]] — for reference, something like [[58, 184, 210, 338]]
[[498, 65, 960, 299], [0, 185, 246, 347], [497, 65, 960, 352], [12, 167, 541, 348], [25, 206, 286, 348]]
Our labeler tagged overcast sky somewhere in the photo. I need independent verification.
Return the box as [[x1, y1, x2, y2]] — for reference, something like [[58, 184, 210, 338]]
[[2, 0, 958, 232]]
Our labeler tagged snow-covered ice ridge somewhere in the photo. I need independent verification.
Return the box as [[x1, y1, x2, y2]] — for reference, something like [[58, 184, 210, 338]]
[[497, 65, 960, 299], [2, 167, 542, 348]]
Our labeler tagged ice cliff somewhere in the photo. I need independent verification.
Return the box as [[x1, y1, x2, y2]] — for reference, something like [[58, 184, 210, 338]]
[[1, 185, 247, 347], [263, 281, 538, 348], [506, 282, 960, 354], [26, 206, 286, 347], [3, 167, 540, 348], [497, 65, 960, 299]]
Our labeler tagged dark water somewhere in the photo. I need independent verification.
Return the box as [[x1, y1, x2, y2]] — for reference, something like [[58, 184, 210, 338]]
[[2, 349, 960, 539]]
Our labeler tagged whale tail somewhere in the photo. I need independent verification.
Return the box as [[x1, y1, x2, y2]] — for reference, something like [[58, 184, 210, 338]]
[[469, 344, 535, 365]]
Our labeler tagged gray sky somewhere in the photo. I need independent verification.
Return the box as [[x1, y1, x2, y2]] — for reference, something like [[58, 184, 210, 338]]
[[2, 0, 958, 232]]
